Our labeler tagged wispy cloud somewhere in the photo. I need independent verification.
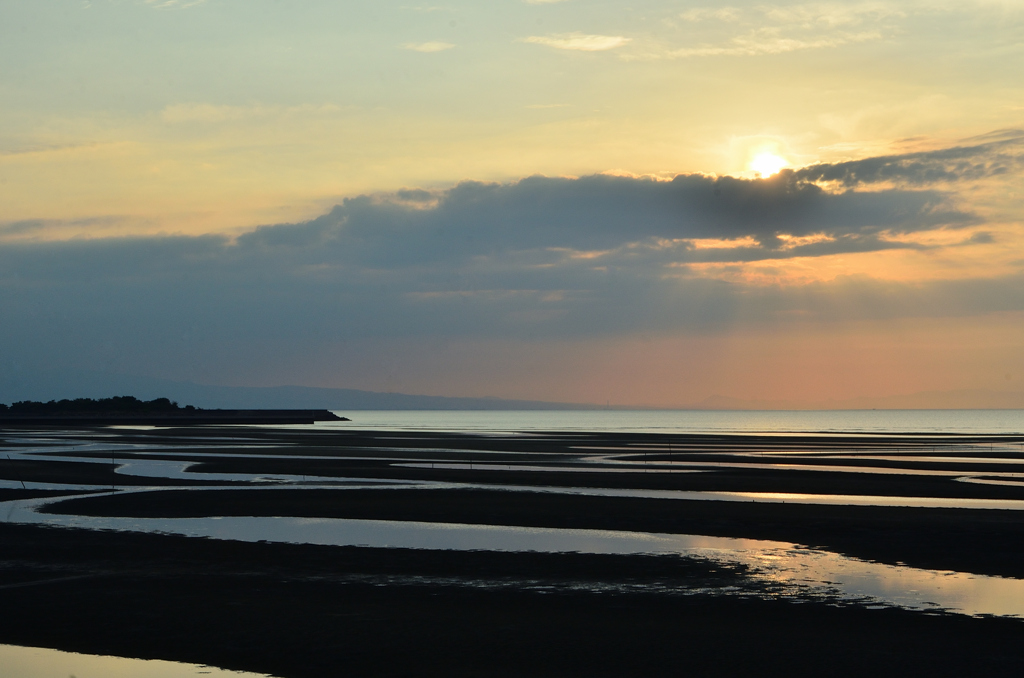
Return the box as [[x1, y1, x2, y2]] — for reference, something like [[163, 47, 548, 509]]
[[521, 32, 630, 51], [402, 41, 456, 53], [679, 7, 742, 22], [667, 28, 882, 58], [143, 0, 206, 8], [160, 103, 346, 124], [680, 3, 905, 26], [795, 131, 1024, 186], [649, 2, 904, 59], [0, 215, 139, 243], [759, 2, 906, 28], [0, 141, 107, 157]]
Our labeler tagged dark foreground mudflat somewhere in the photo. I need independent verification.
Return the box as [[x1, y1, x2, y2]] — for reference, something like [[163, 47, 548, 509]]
[[2, 522, 1023, 678], [5, 424, 1024, 675]]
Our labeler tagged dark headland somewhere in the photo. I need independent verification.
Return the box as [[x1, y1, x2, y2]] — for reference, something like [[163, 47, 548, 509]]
[[0, 396, 346, 426]]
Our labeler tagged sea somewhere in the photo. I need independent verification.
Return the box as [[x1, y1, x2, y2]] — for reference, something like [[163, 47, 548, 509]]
[[325, 409, 1024, 435]]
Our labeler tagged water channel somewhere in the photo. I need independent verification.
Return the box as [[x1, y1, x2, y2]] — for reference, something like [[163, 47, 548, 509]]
[[5, 492, 1024, 619]]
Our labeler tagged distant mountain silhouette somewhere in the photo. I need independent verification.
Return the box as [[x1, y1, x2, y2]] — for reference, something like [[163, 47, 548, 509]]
[[686, 390, 1024, 410], [1, 368, 1020, 410], [0, 369, 600, 411]]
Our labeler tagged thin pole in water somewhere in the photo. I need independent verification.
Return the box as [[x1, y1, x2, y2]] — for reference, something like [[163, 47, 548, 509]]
[[7, 454, 24, 490]]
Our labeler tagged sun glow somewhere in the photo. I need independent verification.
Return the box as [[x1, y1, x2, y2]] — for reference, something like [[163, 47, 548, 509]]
[[750, 152, 788, 177]]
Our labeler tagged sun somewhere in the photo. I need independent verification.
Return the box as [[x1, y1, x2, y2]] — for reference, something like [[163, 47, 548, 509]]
[[749, 152, 788, 177]]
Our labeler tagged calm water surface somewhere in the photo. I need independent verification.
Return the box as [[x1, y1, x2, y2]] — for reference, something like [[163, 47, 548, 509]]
[[325, 409, 1024, 435], [6, 495, 1024, 619]]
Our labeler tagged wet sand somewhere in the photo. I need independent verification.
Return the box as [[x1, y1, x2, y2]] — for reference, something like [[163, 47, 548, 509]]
[[41, 486, 1024, 577], [3, 423, 1024, 676], [3, 522, 1024, 678]]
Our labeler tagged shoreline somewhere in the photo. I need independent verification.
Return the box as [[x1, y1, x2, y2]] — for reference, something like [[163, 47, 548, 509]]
[[0, 409, 345, 426]]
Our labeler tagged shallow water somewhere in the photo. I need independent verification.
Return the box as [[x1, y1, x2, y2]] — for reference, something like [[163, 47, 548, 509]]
[[324, 409, 1024, 435], [6, 495, 1024, 619], [507, 485, 1024, 510], [8, 424, 1024, 510], [0, 643, 271, 678], [5, 417, 1024, 622]]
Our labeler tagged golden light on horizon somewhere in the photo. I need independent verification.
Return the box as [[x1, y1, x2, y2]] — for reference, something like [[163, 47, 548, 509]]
[[749, 152, 788, 177]]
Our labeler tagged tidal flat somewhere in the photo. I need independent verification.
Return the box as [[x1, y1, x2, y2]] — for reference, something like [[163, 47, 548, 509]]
[[2, 420, 1024, 676]]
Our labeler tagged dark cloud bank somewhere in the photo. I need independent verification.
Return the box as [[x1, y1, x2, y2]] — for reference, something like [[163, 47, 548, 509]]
[[1, 139, 1021, 380]]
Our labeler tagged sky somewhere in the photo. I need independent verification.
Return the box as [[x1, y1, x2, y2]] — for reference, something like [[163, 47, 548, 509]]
[[1, 0, 1023, 407]]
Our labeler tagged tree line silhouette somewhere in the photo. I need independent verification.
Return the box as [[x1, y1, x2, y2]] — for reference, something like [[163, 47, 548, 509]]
[[0, 396, 198, 413]]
